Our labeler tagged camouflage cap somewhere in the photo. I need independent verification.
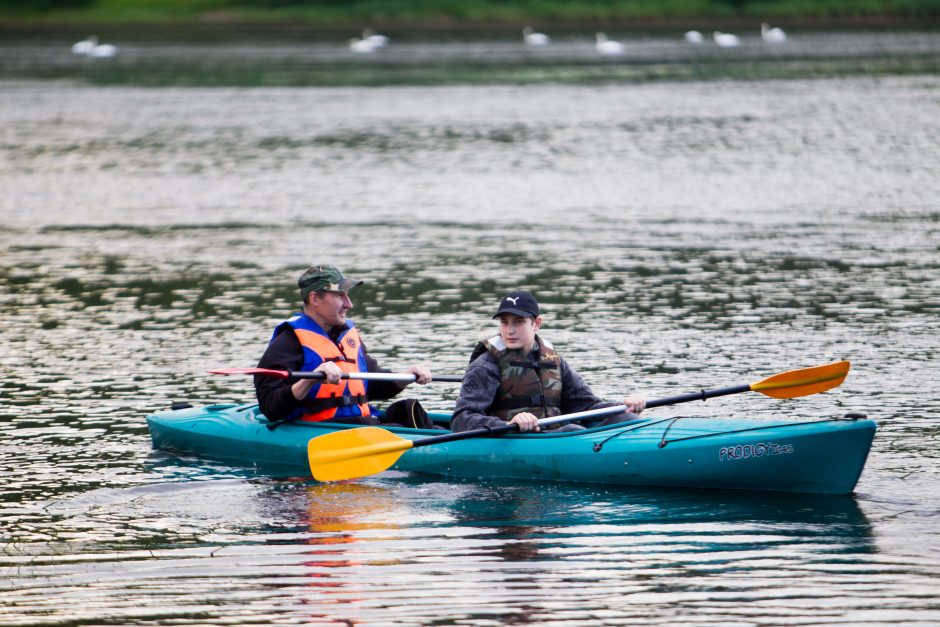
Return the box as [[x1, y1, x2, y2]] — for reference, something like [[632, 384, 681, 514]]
[[298, 265, 363, 298]]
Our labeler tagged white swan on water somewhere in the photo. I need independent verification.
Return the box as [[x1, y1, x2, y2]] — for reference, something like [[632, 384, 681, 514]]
[[523, 27, 550, 46], [595, 33, 625, 56], [348, 37, 379, 54], [71, 36, 96, 55], [713, 31, 740, 48], [684, 30, 704, 44], [761, 22, 787, 43], [362, 28, 389, 47], [90, 43, 117, 58], [71, 36, 118, 58]]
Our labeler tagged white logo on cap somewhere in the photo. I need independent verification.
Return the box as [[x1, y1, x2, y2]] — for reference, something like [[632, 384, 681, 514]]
[[506, 296, 519, 305]]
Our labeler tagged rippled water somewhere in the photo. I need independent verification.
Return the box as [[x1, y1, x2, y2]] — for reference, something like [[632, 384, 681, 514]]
[[2, 63, 940, 624]]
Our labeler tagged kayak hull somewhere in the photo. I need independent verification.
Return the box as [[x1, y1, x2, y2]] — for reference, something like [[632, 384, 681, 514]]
[[146, 404, 876, 495]]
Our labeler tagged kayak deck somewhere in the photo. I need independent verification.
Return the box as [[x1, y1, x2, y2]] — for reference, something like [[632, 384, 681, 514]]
[[146, 404, 876, 494]]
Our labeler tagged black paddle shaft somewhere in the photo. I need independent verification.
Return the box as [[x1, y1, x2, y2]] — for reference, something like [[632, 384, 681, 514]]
[[645, 384, 751, 409], [413, 384, 753, 448], [410, 423, 522, 448]]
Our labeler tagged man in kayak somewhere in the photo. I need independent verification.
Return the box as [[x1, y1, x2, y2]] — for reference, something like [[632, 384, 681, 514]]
[[254, 265, 432, 425], [451, 290, 646, 433]]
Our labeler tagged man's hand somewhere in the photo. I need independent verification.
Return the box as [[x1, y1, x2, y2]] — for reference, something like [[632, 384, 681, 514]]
[[401, 364, 432, 386], [291, 361, 342, 400], [315, 361, 344, 384]]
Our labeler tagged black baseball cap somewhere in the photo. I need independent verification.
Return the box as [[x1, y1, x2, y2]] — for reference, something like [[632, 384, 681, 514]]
[[493, 291, 540, 318]]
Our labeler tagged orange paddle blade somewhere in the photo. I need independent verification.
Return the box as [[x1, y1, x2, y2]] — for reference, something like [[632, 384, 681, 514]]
[[308, 427, 414, 481], [750, 360, 850, 399]]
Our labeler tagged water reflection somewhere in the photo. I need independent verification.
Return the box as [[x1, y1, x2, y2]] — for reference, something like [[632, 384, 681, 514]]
[[283, 479, 879, 625], [0, 459, 916, 626], [3, 233, 937, 329], [294, 482, 397, 613]]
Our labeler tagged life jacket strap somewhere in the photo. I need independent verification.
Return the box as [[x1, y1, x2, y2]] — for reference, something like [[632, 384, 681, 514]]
[[507, 359, 559, 370], [491, 395, 562, 411], [302, 394, 370, 412], [324, 356, 356, 364]]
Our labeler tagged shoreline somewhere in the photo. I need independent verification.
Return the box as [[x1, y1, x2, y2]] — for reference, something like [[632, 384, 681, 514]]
[[3, 13, 937, 87], [1, 14, 938, 38]]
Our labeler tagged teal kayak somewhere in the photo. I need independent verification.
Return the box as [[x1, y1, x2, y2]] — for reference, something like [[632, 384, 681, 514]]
[[146, 403, 876, 495]]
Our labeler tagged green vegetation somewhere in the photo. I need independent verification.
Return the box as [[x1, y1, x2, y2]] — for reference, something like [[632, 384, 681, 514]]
[[4, 0, 939, 25]]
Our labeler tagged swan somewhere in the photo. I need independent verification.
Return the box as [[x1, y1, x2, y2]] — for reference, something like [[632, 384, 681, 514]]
[[71, 36, 118, 58], [713, 31, 740, 48], [71, 36, 97, 55], [362, 28, 389, 47], [761, 22, 787, 43], [684, 30, 704, 44], [90, 43, 118, 58], [523, 26, 550, 46], [595, 32, 625, 56], [348, 37, 379, 53]]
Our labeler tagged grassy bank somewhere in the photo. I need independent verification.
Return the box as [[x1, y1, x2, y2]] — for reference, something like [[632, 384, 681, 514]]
[[3, 0, 940, 28]]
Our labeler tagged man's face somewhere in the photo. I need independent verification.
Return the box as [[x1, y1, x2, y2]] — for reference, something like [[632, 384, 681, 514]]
[[498, 314, 541, 352], [310, 290, 353, 327]]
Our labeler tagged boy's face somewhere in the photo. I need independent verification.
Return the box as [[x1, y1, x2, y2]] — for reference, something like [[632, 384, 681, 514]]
[[498, 314, 541, 352]]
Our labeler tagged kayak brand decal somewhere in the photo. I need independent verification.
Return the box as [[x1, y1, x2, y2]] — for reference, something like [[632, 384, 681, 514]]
[[719, 442, 793, 461]]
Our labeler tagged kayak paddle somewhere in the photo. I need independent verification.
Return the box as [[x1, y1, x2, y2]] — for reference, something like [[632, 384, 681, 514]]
[[209, 367, 463, 383], [308, 360, 851, 481]]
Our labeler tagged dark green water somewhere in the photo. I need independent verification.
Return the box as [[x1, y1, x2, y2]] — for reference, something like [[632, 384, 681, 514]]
[[1, 33, 939, 625]]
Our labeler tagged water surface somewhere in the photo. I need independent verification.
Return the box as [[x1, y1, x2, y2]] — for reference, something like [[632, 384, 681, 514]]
[[1, 61, 940, 624]]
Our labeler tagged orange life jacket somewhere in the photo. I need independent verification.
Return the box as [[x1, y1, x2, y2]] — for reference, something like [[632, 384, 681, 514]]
[[292, 325, 371, 422]]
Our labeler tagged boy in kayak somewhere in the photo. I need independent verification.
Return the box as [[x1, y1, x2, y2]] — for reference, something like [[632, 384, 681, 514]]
[[451, 291, 645, 433], [254, 265, 432, 425]]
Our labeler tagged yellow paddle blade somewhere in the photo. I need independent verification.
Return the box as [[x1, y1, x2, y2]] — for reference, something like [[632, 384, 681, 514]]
[[307, 427, 414, 482], [750, 360, 850, 399]]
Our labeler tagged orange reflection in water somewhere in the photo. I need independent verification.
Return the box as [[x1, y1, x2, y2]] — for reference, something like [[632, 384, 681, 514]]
[[298, 481, 403, 593]]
